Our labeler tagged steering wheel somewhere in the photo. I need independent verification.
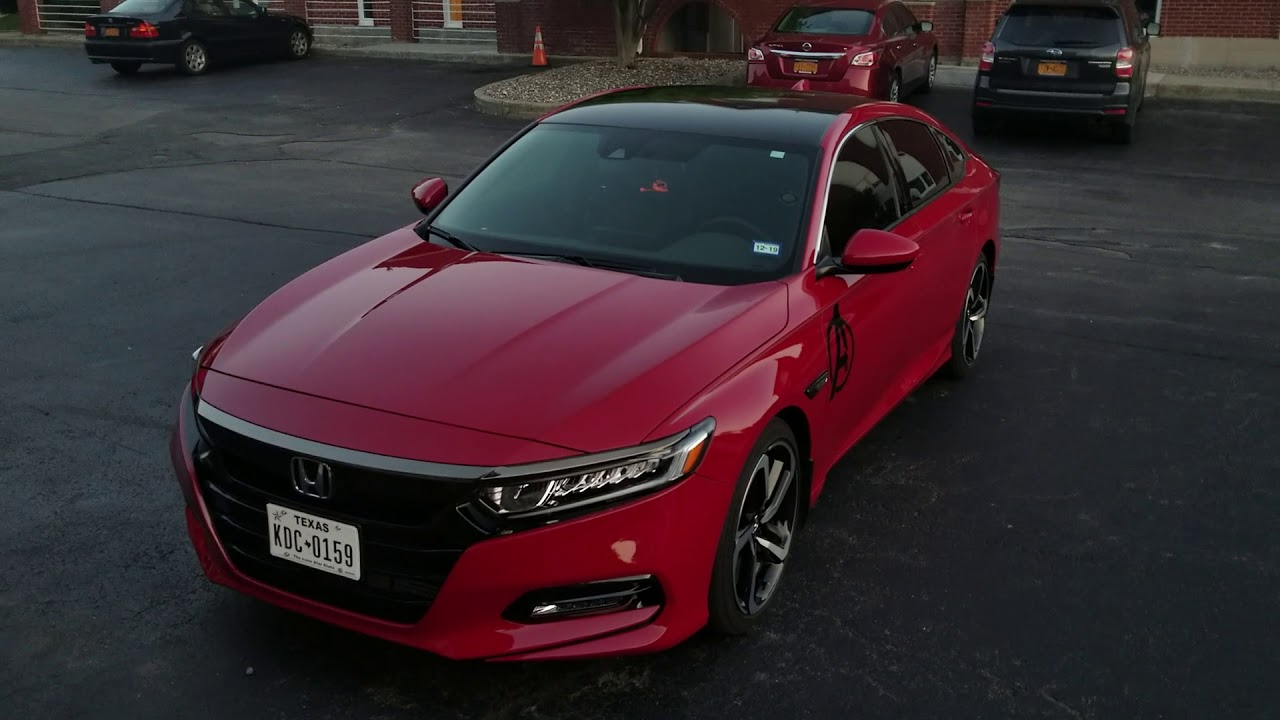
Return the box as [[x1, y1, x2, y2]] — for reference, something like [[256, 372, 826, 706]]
[[693, 215, 772, 242]]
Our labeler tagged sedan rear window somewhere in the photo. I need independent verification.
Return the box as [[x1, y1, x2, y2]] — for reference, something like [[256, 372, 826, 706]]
[[429, 123, 818, 286], [996, 6, 1124, 47], [773, 7, 875, 36], [109, 0, 176, 12]]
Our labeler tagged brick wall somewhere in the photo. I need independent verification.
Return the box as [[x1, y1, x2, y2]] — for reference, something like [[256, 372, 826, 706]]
[[1159, 0, 1278, 38]]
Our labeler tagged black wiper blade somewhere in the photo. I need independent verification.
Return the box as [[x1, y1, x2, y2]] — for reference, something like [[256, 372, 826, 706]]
[[423, 224, 475, 251], [502, 252, 682, 281]]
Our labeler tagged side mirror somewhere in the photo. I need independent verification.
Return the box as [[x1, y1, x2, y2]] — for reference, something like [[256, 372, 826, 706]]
[[411, 177, 448, 214], [826, 228, 919, 276], [917, 20, 933, 33], [1145, 21, 1161, 36]]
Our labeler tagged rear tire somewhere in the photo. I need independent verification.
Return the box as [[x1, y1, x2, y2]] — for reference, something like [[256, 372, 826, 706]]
[[1111, 116, 1135, 145], [944, 252, 993, 379], [177, 38, 209, 76], [286, 28, 310, 59], [972, 108, 997, 136], [110, 61, 141, 75], [707, 418, 804, 636]]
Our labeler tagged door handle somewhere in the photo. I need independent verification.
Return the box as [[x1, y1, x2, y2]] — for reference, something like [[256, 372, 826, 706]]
[[957, 207, 975, 224]]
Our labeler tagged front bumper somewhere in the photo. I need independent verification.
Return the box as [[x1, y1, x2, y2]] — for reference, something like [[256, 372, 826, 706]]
[[973, 75, 1134, 116], [169, 385, 734, 661], [85, 38, 182, 63], [746, 62, 883, 98]]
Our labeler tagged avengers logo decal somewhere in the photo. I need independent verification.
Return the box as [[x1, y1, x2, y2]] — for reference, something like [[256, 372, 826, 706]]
[[825, 303, 853, 399]]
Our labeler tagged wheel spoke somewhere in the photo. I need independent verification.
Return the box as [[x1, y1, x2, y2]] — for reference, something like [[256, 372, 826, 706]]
[[754, 531, 789, 564], [759, 466, 793, 523]]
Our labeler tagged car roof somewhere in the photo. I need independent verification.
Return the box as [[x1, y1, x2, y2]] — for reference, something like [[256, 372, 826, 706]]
[[539, 85, 883, 147], [789, 0, 899, 11], [1006, 0, 1129, 8]]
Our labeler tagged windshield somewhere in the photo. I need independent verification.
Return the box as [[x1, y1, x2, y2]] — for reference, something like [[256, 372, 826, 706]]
[[427, 123, 818, 285], [996, 6, 1124, 47], [773, 7, 875, 35], [109, 0, 176, 13]]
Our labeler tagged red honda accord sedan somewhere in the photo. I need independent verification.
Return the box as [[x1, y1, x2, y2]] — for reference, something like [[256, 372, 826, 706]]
[[747, 0, 939, 102], [171, 85, 1000, 661]]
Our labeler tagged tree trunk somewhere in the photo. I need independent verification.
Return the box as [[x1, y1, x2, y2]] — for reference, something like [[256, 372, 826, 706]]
[[614, 0, 642, 69]]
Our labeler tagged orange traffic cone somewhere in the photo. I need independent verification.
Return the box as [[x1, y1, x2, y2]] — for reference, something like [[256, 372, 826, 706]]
[[531, 26, 547, 67]]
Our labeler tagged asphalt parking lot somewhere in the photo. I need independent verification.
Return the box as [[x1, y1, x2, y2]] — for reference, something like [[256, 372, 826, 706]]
[[2, 47, 1277, 720]]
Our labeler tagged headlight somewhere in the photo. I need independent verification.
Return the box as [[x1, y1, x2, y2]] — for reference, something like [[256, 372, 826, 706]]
[[479, 417, 715, 519]]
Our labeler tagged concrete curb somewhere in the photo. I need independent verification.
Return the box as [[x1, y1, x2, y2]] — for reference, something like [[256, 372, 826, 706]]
[[473, 67, 746, 120], [1151, 73, 1280, 104], [311, 44, 531, 67], [0, 32, 82, 47]]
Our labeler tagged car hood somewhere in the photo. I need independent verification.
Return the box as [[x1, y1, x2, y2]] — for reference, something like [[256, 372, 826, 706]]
[[206, 228, 789, 453]]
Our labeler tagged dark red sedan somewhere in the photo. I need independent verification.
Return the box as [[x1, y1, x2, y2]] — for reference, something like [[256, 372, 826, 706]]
[[747, 0, 939, 102], [172, 85, 1000, 661]]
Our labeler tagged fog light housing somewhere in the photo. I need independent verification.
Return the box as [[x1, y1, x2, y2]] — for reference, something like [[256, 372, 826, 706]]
[[502, 575, 664, 623]]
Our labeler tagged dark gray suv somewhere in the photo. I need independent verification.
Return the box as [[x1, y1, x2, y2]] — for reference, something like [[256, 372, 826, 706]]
[[971, 0, 1160, 144]]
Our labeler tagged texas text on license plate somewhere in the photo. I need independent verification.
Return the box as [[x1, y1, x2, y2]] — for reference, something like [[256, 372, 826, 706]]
[[267, 503, 362, 580]]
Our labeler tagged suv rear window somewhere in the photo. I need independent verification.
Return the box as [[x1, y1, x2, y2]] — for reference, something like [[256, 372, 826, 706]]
[[773, 7, 875, 36], [995, 6, 1124, 48]]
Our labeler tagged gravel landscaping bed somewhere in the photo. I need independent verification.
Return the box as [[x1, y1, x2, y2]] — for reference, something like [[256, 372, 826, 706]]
[[479, 58, 746, 105]]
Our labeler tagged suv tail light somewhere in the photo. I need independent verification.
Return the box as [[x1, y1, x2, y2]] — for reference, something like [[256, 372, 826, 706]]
[[978, 41, 995, 71], [129, 22, 160, 39], [851, 50, 879, 67], [1115, 46, 1135, 78], [747, 47, 764, 62], [84, 21, 96, 37]]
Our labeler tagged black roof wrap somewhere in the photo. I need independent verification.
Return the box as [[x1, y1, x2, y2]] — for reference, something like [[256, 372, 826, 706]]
[[540, 85, 880, 146]]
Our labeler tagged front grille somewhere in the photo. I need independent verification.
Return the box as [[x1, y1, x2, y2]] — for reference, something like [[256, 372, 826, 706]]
[[195, 414, 492, 625]]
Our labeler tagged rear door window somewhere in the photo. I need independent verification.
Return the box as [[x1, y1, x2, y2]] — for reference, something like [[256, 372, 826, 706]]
[[877, 119, 951, 211], [773, 7, 876, 36], [110, 0, 175, 12], [995, 6, 1125, 48], [879, 7, 902, 37]]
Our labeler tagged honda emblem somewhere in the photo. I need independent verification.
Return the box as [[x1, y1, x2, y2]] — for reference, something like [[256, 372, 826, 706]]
[[290, 457, 334, 500]]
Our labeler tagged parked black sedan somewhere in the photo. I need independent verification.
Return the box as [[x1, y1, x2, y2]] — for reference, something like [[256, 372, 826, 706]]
[[85, 0, 313, 76]]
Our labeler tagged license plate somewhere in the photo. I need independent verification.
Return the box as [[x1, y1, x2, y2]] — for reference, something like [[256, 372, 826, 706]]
[[267, 503, 362, 580], [793, 60, 818, 74], [103, 27, 119, 37], [1038, 60, 1067, 76]]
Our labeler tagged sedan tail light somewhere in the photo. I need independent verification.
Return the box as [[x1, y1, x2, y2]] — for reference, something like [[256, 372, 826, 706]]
[[84, 21, 96, 37], [129, 22, 160, 39], [747, 47, 764, 62], [851, 50, 879, 67], [978, 41, 995, 71], [1115, 46, 1135, 78]]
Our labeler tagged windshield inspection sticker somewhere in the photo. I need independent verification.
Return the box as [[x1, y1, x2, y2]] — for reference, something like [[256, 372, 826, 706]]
[[769, 150, 786, 159], [753, 241, 781, 256]]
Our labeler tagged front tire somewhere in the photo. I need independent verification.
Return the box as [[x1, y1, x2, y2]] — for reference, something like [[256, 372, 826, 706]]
[[707, 418, 804, 636], [887, 72, 902, 102], [110, 61, 141, 75], [178, 38, 209, 76], [918, 51, 937, 94], [944, 252, 993, 379]]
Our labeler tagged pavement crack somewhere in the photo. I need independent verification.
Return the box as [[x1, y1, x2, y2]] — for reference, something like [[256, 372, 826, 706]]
[[15, 189, 372, 241], [1038, 686, 1085, 719]]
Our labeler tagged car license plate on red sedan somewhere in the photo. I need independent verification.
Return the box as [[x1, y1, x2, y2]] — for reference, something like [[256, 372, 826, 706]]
[[793, 60, 818, 74], [1038, 61, 1067, 76], [103, 27, 120, 37], [267, 503, 362, 580]]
